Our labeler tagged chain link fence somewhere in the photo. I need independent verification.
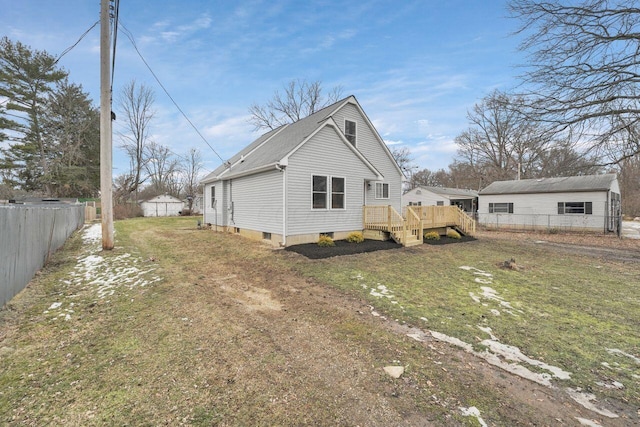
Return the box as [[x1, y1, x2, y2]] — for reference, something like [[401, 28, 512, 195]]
[[477, 212, 620, 235]]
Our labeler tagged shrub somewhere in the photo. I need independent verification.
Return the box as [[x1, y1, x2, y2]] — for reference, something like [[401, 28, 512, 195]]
[[346, 231, 364, 243], [423, 231, 440, 240], [317, 235, 335, 247], [446, 229, 461, 239]]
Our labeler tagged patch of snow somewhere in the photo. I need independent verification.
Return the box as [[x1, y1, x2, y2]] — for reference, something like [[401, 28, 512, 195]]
[[575, 418, 603, 427], [48, 302, 62, 310], [474, 277, 492, 284], [383, 366, 404, 378], [596, 381, 624, 390], [459, 406, 488, 427], [469, 292, 481, 303], [566, 388, 619, 418], [490, 309, 501, 316], [481, 340, 572, 380], [606, 348, 640, 364], [82, 223, 102, 242], [478, 326, 498, 341]]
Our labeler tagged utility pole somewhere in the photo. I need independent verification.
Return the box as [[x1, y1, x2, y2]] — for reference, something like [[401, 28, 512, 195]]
[[100, 0, 114, 250]]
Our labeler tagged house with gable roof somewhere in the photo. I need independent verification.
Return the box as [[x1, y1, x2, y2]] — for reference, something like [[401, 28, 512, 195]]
[[201, 95, 405, 246]]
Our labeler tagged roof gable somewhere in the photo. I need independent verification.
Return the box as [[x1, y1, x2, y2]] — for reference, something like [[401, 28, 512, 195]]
[[413, 186, 478, 198], [202, 95, 389, 182], [479, 174, 618, 195]]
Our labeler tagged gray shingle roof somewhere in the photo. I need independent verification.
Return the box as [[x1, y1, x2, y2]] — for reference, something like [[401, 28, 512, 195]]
[[479, 174, 618, 195], [417, 186, 478, 198], [202, 95, 381, 182]]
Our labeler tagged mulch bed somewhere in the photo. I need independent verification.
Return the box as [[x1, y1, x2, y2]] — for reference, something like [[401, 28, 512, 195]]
[[285, 239, 402, 259], [285, 235, 478, 259]]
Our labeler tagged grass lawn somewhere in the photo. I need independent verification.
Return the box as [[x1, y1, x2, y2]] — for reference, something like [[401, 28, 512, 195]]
[[287, 232, 640, 408], [1, 217, 638, 425]]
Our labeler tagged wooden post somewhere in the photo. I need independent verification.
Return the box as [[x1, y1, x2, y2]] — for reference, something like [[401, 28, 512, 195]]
[[387, 205, 392, 233], [100, 0, 114, 250]]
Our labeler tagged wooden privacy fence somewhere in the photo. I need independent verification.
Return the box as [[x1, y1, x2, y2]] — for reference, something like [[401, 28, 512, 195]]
[[0, 204, 85, 307]]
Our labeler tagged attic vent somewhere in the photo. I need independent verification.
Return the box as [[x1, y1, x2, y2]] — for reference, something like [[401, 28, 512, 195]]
[[240, 155, 245, 163]]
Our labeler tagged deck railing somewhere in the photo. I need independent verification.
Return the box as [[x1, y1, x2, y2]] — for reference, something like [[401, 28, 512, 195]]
[[363, 205, 422, 246], [364, 205, 476, 245]]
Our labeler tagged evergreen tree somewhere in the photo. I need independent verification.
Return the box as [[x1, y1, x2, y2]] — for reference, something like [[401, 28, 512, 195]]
[[0, 37, 67, 193]]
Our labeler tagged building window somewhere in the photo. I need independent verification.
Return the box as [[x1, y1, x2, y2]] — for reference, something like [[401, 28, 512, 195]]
[[262, 232, 271, 240], [375, 182, 389, 199], [489, 202, 513, 213], [558, 202, 592, 214], [312, 175, 327, 209], [331, 177, 345, 209], [436, 201, 444, 206], [345, 120, 356, 146], [313, 175, 345, 209], [210, 186, 216, 208], [408, 201, 422, 206]]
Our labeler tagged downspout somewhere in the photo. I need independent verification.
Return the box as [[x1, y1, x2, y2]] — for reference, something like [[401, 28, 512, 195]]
[[278, 164, 287, 246]]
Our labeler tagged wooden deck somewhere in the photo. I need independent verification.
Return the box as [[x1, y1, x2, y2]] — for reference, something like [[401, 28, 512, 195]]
[[363, 205, 476, 247]]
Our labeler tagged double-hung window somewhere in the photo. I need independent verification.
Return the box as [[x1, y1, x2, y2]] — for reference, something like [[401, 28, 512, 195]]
[[489, 202, 513, 213], [210, 186, 216, 208], [375, 182, 389, 199], [331, 177, 345, 209], [312, 176, 328, 209], [558, 202, 592, 214], [312, 175, 345, 209], [345, 120, 356, 146]]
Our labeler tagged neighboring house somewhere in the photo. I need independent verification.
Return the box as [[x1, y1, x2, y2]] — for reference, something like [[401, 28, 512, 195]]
[[477, 174, 621, 233], [201, 95, 404, 246], [403, 186, 478, 213], [140, 194, 184, 217]]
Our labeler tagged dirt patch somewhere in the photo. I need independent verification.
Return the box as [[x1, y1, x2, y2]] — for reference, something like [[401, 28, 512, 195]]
[[284, 239, 402, 259]]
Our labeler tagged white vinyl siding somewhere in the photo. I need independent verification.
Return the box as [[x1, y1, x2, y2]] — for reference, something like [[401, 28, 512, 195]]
[[478, 191, 610, 230], [203, 183, 223, 226], [332, 103, 403, 211], [227, 169, 283, 233], [286, 125, 377, 235], [403, 188, 449, 207]]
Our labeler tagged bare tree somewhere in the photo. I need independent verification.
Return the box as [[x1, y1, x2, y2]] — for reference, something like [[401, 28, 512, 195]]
[[249, 79, 343, 130], [117, 80, 155, 201], [144, 141, 180, 196], [509, 0, 640, 164], [181, 148, 203, 214], [454, 90, 554, 181]]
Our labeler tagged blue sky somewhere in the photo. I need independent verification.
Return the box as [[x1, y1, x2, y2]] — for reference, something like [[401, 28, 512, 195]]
[[1, 0, 524, 177]]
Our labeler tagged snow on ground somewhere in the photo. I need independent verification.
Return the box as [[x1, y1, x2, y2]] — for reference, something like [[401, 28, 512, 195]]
[[459, 406, 488, 427], [44, 224, 162, 321], [405, 265, 623, 419]]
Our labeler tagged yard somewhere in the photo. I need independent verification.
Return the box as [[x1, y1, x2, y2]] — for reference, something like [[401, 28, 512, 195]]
[[0, 217, 638, 426]]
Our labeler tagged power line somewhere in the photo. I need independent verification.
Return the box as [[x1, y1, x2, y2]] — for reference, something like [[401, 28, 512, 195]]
[[118, 22, 226, 164], [110, 0, 120, 94], [54, 20, 100, 66]]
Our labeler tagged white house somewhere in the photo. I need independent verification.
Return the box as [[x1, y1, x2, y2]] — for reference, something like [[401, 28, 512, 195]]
[[201, 95, 404, 246], [403, 186, 478, 213], [140, 194, 184, 217], [477, 174, 621, 233]]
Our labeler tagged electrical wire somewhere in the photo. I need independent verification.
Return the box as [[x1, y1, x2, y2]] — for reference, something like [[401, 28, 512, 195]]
[[110, 0, 120, 94], [54, 20, 100, 66], [118, 22, 226, 164]]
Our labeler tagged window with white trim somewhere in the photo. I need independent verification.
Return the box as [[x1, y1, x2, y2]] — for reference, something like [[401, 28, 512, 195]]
[[375, 182, 389, 199], [312, 176, 327, 209], [558, 202, 592, 214], [312, 175, 345, 210], [345, 120, 356, 146], [489, 202, 513, 213], [331, 177, 345, 209], [210, 186, 216, 208]]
